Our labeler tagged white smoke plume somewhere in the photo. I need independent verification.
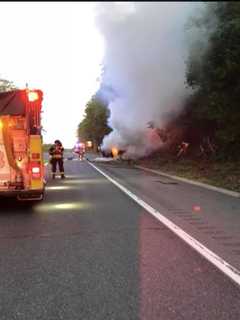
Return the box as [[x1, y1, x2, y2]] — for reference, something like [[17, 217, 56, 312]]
[[94, 2, 203, 158]]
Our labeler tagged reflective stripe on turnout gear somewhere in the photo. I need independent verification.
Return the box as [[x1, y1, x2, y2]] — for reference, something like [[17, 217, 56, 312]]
[[52, 155, 63, 159]]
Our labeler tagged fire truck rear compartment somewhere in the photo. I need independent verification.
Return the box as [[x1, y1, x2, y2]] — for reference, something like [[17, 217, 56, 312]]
[[0, 116, 29, 192]]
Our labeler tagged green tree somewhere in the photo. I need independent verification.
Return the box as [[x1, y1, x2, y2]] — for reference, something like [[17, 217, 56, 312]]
[[43, 144, 53, 152], [78, 96, 112, 151], [0, 78, 17, 92], [186, 2, 240, 159]]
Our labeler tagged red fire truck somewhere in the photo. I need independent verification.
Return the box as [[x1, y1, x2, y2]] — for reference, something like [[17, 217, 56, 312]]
[[0, 88, 45, 201]]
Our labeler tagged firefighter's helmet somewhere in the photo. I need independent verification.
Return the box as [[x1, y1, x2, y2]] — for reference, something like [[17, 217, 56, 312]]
[[54, 140, 62, 146]]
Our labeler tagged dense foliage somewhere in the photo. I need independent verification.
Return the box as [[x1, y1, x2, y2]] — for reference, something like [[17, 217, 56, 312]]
[[185, 2, 240, 160], [78, 96, 112, 151], [0, 78, 17, 92]]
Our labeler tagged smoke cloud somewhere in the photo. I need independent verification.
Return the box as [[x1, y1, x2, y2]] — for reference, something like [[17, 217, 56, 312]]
[[94, 2, 203, 158]]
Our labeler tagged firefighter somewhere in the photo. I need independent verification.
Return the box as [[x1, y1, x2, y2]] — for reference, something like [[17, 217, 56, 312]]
[[74, 142, 85, 160], [77, 143, 85, 160], [78, 146, 85, 160], [49, 140, 65, 179]]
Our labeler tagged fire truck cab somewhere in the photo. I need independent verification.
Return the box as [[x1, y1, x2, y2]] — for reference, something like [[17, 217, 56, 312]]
[[0, 88, 45, 201]]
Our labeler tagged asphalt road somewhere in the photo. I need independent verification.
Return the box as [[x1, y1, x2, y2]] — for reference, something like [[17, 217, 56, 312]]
[[0, 158, 240, 320]]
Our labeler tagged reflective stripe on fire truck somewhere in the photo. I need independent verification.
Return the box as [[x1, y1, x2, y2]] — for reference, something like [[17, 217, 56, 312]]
[[29, 135, 44, 190], [0, 118, 11, 185]]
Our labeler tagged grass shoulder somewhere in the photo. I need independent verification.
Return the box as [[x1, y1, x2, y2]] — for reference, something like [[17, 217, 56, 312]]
[[135, 156, 240, 193]]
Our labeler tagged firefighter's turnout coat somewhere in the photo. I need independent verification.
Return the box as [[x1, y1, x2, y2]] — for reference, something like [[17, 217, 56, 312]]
[[49, 144, 65, 176]]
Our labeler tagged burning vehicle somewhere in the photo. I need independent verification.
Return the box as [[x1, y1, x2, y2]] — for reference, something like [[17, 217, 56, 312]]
[[100, 146, 126, 159]]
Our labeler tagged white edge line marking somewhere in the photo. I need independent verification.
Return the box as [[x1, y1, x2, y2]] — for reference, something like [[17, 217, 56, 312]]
[[88, 161, 240, 287]]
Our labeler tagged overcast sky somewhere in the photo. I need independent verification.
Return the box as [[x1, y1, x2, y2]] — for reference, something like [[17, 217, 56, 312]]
[[0, 2, 104, 148]]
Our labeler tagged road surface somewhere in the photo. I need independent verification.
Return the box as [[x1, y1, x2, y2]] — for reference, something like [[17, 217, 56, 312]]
[[0, 157, 240, 319]]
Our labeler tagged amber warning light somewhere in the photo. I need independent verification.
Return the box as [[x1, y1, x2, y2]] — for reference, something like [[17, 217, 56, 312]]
[[27, 91, 39, 102]]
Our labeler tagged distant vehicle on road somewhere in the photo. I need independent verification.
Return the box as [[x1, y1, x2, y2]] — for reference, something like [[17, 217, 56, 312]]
[[74, 142, 86, 160]]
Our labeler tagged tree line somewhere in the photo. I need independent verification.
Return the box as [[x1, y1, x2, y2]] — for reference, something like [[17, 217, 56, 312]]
[[183, 2, 240, 160], [0, 79, 16, 92], [77, 95, 112, 152]]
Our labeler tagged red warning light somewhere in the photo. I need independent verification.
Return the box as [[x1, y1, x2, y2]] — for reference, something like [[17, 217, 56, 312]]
[[193, 205, 201, 212], [27, 91, 39, 102], [30, 162, 41, 179]]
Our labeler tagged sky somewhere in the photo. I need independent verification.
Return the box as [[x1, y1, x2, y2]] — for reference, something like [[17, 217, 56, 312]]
[[0, 2, 104, 148]]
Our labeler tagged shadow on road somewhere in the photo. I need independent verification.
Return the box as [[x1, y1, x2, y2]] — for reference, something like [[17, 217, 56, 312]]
[[0, 198, 36, 214]]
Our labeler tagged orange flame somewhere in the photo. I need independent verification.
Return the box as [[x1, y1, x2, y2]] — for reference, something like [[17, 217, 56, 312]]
[[112, 147, 119, 158]]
